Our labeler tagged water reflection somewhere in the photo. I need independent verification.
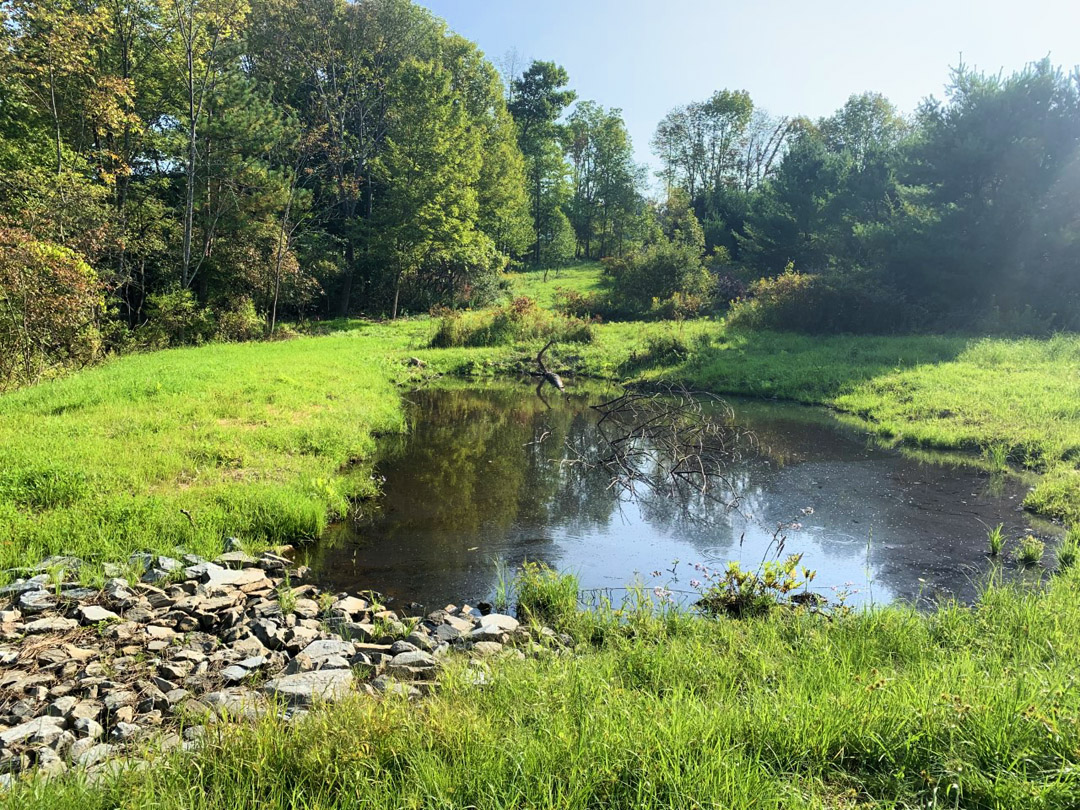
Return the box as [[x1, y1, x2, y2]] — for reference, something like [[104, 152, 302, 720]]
[[301, 383, 1057, 610]]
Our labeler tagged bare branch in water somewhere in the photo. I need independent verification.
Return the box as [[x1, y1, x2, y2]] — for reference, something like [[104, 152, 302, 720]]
[[564, 384, 755, 512]]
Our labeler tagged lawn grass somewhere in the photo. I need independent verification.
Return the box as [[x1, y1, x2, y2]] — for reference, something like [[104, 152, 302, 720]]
[[10, 570, 1080, 809]]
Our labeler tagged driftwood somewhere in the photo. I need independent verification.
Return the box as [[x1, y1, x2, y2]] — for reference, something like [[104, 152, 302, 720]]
[[533, 340, 564, 392]]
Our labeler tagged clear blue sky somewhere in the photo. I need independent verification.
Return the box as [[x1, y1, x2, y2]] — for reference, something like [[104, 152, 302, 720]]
[[420, 0, 1080, 180]]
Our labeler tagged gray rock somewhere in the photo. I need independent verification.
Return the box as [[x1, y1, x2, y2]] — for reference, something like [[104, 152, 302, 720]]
[[471, 641, 504, 656], [220, 665, 248, 683], [316, 655, 351, 670], [261, 669, 354, 707], [390, 640, 419, 655], [332, 596, 368, 617], [78, 605, 119, 624], [236, 655, 267, 670], [405, 632, 436, 652], [73, 718, 104, 740], [298, 639, 355, 662], [36, 747, 68, 777], [0, 580, 46, 597], [68, 701, 102, 722], [109, 723, 141, 742], [389, 650, 436, 669], [73, 742, 114, 768], [103, 691, 137, 712], [214, 552, 257, 569], [47, 696, 78, 718], [371, 675, 420, 698], [0, 716, 66, 747], [17, 592, 58, 614], [203, 688, 266, 720]]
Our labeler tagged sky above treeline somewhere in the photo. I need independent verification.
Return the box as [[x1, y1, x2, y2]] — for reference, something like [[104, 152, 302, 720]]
[[419, 0, 1080, 182]]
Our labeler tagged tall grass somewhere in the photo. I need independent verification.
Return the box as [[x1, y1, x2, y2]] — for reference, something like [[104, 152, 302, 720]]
[[987, 523, 1006, 556], [513, 561, 580, 627]]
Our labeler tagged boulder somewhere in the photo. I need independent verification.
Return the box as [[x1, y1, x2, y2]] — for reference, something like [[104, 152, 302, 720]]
[[261, 670, 354, 707]]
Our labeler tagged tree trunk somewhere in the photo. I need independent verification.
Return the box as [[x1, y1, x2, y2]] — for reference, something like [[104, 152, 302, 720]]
[[181, 36, 196, 289]]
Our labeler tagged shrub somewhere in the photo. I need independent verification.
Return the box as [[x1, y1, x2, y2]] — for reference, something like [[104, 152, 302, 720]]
[[604, 239, 715, 317], [0, 227, 104, 387], [215, 297, 264, 342], [141, 288, 214, 348], [1017, 535, 1045, 567], [726, 265, 910, 335], [429, 297, 594, 348]]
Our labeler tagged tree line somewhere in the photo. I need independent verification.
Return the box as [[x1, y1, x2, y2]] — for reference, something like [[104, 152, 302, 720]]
[[645, 60, 1080, 333], [1, 0, 1078, 387]]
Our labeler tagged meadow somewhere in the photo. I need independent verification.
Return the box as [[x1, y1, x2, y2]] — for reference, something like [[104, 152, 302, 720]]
[[6, 264, 1080, 807]]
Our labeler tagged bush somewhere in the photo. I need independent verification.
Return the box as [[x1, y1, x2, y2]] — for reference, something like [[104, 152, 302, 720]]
[[140, 288, 214, 348], [430, 297, 594, 348], [215, 297, 264, 342], [514, 562, 579, 628], [726, 265, 910, 334], [0, 227, 104, 387], [604, 240, 715, 317]]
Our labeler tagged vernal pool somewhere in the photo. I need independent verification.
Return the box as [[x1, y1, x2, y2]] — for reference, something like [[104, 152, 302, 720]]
[[301, 382, 1057, 611]]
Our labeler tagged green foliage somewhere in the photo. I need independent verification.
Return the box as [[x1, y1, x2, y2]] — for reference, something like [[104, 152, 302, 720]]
[[513, 561, 579, 628], [430, 297, 593, 348], [0, 227, 104, 388], [987, 524, 1006, 557], [1056, 528, 1080, 570], [16, 568, 1080, 808], [726, 265, 910, 334], [696, 554, 817, 617], [1017, 535, 1045, 567]]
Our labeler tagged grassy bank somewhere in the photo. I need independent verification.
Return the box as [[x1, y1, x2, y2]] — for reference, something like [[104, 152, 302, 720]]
[[10, 569, 1080, 809]]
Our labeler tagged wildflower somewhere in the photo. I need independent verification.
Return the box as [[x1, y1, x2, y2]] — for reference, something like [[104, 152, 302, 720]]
[[690, 579, 701, 589], [651, 570, 662, 578]]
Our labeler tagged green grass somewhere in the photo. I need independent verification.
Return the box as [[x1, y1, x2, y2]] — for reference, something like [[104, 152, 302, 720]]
[[507, 261, 608, 308], [8, 262, 1080, 806], [0, 320, 487, 581], [11, 570, 1080, 809]]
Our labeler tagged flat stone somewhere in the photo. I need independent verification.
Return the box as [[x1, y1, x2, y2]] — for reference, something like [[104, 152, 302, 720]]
[[298, 639, 355, 662], [73, 742, 114, 768], [0, 716, 66, 747], [390, 640, 419, 655], [78, 605, 119, 624], [18, 590, 58, 613], [220, 665, 248, 683], [333, 596, 368, 616], [261, 669, 354, 707], [479, 613, 518, 632], [103, 691, 137, 712], [0, 580, 46, 597], [389, 650, 436, 669], [213, 552, 257, 569], [203, 688, 267, 720], [110, 722, 141, 742], [23, 616, 78, 633], [236, 655, 267, 670], [471, 641, 504, 656], [47, 696, 78, 718]]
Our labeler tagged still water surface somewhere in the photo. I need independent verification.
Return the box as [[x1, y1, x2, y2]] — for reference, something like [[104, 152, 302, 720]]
[[302, 383, 1056, 610]]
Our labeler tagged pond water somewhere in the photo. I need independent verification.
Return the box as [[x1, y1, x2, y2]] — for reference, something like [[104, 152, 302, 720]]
[[301, 382, 1057, 611]]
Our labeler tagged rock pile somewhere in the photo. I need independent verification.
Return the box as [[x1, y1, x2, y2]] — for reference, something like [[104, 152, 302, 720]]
[[0, 552, 574, 787]]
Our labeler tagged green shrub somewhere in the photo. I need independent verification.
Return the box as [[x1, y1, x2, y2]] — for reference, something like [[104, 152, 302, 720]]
[[0, 227, 105, 388], [141, 288, 214, 348], [604, 240, 715, 317], [429, 297, 594, 348], [215, 297, 264, 342], [727, 265, 910, 335]]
